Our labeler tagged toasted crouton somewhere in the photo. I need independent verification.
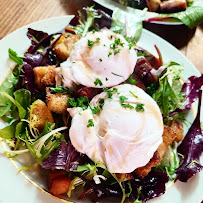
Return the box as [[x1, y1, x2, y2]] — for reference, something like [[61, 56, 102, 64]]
[[46, 88, 71, 114], [116, 173, 134, 182], [30, 99, 54, 131], [160, 0, 187, 13], [48, 169, 71, 196], [53, 33, 81, 61], [50, 176, 71, 196], [135, 121, 184, 178], [148, 0, 161, 12], [48, 170, 66, 189], [33, 65, 56, 89]]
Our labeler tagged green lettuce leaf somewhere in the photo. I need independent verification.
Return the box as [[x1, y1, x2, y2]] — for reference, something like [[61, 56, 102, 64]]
[[152, 63, 185, 117], [14, 89, 31, 118], [0, 121, 18, 139], [8, 48, 23, 65], [0, 71, 19, 117], [0, 92, 26, 119], [111, 8, 143, 43], [167, 7, 203, 28], [73, 6, 102, 36]]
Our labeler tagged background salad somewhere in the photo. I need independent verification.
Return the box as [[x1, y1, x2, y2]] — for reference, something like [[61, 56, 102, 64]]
[[96, 0, 203, 28]]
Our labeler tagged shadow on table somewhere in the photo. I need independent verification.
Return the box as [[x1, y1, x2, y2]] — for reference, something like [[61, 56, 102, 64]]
[[143, 22, 196, 49], [198, 22, 203, 31]]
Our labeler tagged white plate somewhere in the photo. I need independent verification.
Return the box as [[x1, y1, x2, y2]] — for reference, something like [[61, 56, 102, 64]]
[[94, 0, 183, 25], [0, 16, 202, 203]]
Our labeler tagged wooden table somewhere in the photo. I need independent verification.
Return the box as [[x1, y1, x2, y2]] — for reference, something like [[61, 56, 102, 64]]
[[0, 0, 202, 73]]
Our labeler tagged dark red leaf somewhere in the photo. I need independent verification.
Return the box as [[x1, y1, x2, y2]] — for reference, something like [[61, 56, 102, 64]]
[[134, 57, 158, 86], [181, 75, 203, 110], [176, 91, 203, 182], [76, 87, 102, 100], [42, 142, 88, 171]]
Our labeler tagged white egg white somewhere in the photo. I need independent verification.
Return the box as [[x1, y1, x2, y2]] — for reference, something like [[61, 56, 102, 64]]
[[56, 29, 137, 89], [68, 84, 164, 173]]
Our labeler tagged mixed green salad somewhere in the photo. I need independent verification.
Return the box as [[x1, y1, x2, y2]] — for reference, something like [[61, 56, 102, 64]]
[[0, 6, 202, 203], [111, 0, 203, 27]]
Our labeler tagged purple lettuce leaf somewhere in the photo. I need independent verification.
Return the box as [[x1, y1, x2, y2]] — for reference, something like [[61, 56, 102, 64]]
[[169, 75, 203, 117], [181, 75, 203, 110], [42, 141, 87, 171], [27, 28, 49, 45], [23, 53, 43, 67], [77, 170, 168, 202], [17, 28, 62, 93], [93, 8, 112, 30], [138, 170, 168, 201], [16, 53, 43, 92], [176, 90, 203, 182], [27, 28, 52, 54], [42, 141, 68, 170], [69, 7, 112, 30], [26, 28, 60, 66]]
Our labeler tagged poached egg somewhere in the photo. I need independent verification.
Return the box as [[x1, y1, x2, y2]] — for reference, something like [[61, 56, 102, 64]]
[[68, 84, 164, 173], [56, 29, 137, 89]]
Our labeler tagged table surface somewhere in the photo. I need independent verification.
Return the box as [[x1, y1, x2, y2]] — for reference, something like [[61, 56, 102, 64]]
[[0, 0, 202, 73]]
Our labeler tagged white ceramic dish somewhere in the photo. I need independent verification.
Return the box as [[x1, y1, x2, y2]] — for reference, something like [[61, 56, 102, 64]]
[[0, 16, 202, 203], [94, 0, 183, 25]]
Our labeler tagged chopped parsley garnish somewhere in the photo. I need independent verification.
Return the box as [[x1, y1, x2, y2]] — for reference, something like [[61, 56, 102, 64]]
[[135, 103, 145, 112], [94, 78, 103, 86], [111, 72, 123, 78], [114, 49, 121, 55], [99, 98, 105, 109], [120, 96, 128, 103], [67, 97, 77, 107], [96, 37, 100, 43], [99, 58, 102, 62], [108, 52, 112, 57], [110, 43, 116, 50], [114, 38, 124, 47], [109, 38, 124, 55], [105, 77, 109, 81], [128, 42, 135, 50], [90, 98, 105, 114], [90, 106, 101, 114], [137, 51, 146, 57], [99, 98, 105, 104], [128, 75, 136, 84], [119, 95, 134, 109], [67, 96, 89, 110], [124, 35, 136, 50], [88, 40, 94, 48], [103, 87, 118, 99], [88, 38, 100, 48], [87, 119, 94, 127], [129, 91, 138, 98], [121, 103, 134, 109], [50, 86, 69, 94]]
